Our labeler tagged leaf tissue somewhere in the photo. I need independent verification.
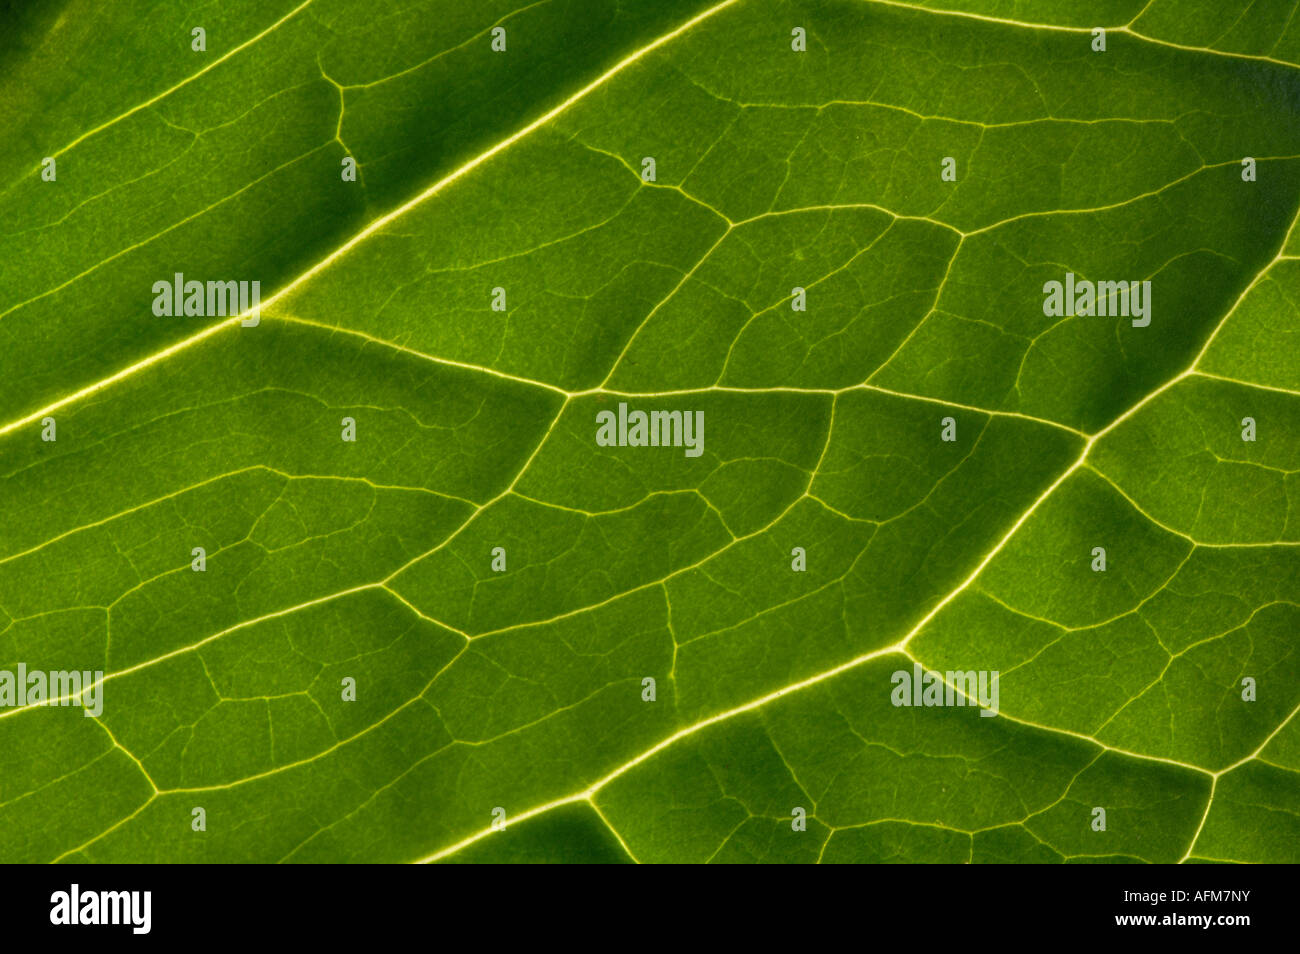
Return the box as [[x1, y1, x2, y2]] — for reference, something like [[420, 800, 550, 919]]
[[0, 0, 1296, 864]]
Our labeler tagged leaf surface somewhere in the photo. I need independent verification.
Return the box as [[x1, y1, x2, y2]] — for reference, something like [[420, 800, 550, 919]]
[[1, 0, 1297, 864]]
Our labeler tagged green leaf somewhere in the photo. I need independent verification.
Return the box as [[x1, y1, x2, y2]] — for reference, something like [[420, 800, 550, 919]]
[[1, 0, 1296, 864]]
